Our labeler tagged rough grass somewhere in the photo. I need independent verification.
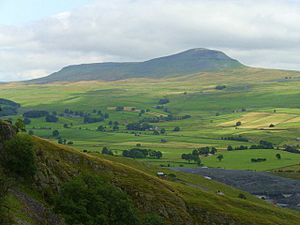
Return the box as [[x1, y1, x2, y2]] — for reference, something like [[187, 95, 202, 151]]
[[20, 137, 300, 224]]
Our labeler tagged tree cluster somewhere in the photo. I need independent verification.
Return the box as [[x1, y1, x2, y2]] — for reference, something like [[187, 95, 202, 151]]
[[221, 135, 248, 142], [251, 158, 267, 163], [284, 145, 300, 154], [126, 122, 153, 131], [122, 148, 162, 159], [23, 110, 49, 118]]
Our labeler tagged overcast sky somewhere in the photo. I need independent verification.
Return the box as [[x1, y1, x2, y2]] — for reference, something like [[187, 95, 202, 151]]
[[1, 0, 300, 82]]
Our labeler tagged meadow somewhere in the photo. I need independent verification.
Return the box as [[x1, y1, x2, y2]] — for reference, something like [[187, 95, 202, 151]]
[[2, 67, 300, 171]]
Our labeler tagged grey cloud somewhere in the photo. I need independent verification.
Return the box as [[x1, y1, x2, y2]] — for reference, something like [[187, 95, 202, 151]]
[[1, 0, 300, 81]]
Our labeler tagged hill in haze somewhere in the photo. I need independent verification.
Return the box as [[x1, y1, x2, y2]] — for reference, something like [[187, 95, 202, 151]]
[[28, 48, 244, 83]]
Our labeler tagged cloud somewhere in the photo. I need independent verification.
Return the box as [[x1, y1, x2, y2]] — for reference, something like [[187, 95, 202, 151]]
[[1, 0, 300, 81]]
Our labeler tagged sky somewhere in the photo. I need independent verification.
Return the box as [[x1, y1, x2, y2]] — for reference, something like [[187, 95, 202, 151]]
[[1, 0, 300, 82]]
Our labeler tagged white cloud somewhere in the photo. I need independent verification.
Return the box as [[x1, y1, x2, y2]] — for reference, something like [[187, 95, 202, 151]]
[[1, 0, 300, 81]]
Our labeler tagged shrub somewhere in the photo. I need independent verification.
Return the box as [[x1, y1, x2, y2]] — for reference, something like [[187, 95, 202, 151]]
[[173, 126, 180, 132], [215, 85, 226, 90], [102, 147, 113, 155], [52, 130, 60, 137], [23, 110, 49, 118], [158, 98, 169, 104], [15, 118, 26, 132], [1, 134, 36, 177], [45, 115, 59, 123], [238, 193, 247, 199], [115, 106, 124, 111], [55, 174, 139, 225], [23, 117, 31, 125], [143, 214, 166, 225]]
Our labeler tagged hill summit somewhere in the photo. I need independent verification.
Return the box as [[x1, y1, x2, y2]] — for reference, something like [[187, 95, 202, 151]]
[[29, 48, 244, 83]]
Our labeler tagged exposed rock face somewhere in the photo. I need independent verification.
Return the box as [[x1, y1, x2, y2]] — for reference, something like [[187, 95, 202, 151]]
[[0, 120, 16, 142], [0, 120, 16, 151]]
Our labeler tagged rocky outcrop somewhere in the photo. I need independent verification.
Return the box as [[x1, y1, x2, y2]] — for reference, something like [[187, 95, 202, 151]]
[[0, 120, 16, 142]]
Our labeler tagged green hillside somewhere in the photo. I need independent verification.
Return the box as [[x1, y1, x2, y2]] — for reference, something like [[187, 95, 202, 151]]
[[2, 67, 300, 172], [28, 48, 244, 83], [1, 120, 300, 225]]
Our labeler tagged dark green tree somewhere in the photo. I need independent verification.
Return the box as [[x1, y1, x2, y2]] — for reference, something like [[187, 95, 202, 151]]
[[1, 134, 36, 177], [217, 154, 224, 162], [15, 118, 26, 132], [55, 175, 139, 225]]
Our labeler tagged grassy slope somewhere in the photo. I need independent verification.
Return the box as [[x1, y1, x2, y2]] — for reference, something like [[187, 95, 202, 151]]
[[8, 136, 300, 225], [1, 67, 300, 171]]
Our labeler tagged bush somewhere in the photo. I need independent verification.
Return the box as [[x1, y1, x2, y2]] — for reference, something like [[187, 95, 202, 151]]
[[1, 134, 36, 177], [115, 106, 124, 111], [52, 130, 60, 137], [0, 176, 13, 225], [215, 85, 226, 90], [45, 115, 59, 123], [23, 110, 49, 118], [173, 126, 180, 132], [23, 117, 31, 125], [55, 174, 139, 225], [158, 98, 169, 104], [238, 193, 247, 199], [102, 147, 113, 155], [143, 214, 166, 225]]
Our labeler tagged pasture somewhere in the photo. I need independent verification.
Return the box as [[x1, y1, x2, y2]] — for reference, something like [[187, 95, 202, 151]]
[[2, 67, 300, 171]]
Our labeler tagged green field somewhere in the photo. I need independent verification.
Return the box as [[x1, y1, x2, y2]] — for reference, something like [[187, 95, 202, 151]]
[[2, 67, 300, 171]]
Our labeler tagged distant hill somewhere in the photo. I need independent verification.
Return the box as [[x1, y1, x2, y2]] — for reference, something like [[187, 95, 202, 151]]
[[0, 98, 20, 117], [28, 48, 244, 83]]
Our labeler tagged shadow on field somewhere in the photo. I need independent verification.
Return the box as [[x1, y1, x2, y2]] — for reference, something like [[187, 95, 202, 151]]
[[173, 167, 300, 210]]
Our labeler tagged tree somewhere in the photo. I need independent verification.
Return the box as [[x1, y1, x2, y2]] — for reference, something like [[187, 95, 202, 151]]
[[173, 126, 180, 132], [210, 147, 217, 155], [113, 125, 119, 131], [23, 110, 49, 118], [55, 175, 139, 225], [23, 117, 31, 125], [45, 114, 58, 123], [217, 154, 224, 162], [0, 176, 13, 224], [102, 147, 113, 155], [238, 193, 247, 199], [1, 134, 36, 177], [115, 106, 124, 111], [276, 153, 281, 160], [15, 118, 26, 132], [143, 214, 166, 225], [28, 130, 34, 135], [97, 125, 105, 131], [181, 153, 199, 164], [160, 128, 166, 134], [153, 130, 159, 135], [215, 85, 226, 90], [52, 130, 60, 137], [227, 145, 233, 151], [158, 98, 169, 104], [236, 121, 242, 126]]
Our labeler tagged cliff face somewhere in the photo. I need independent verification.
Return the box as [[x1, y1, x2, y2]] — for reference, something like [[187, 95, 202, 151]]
[[0, 121, 16, 141], [0, 120, 16, 150]]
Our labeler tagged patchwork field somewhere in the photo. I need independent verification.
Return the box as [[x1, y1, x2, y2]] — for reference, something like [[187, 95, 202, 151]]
[[2, 67, 300, 172]]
